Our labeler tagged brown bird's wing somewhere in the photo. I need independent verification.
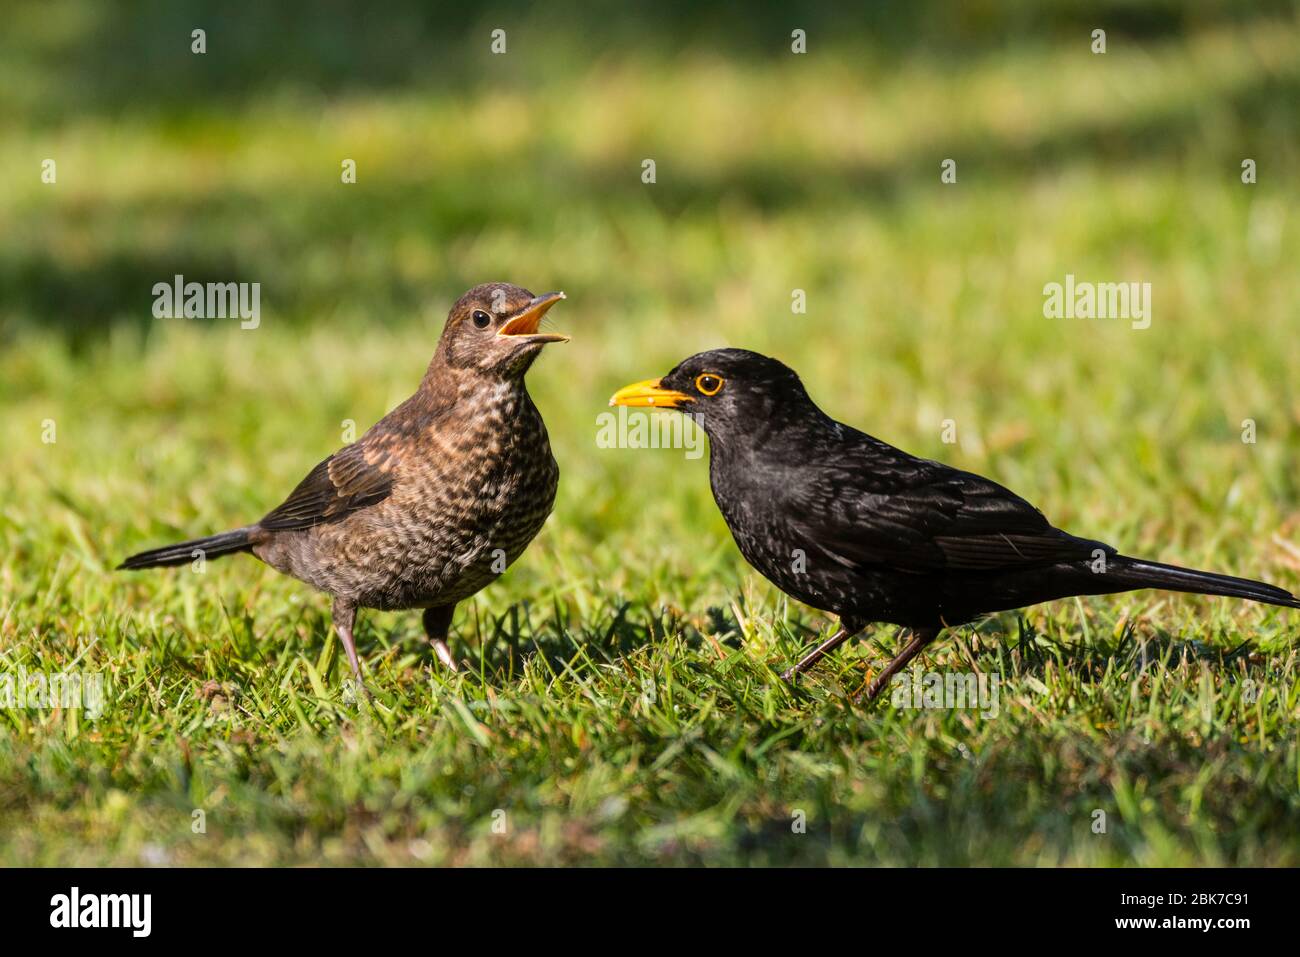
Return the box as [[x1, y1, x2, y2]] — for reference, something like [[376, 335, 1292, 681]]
[[787, 448, 1109, 575], [259, 442, 396, 531]]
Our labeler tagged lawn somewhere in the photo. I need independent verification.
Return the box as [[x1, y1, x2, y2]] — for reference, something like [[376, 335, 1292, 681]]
[[1, 1, 1299, 865]]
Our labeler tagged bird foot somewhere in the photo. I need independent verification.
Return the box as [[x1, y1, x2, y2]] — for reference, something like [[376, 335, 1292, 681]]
[[780, 625, 855, 684], [342, 675, 374, 704], [431, 639, 460, 673], [850, 674, 879, 705]]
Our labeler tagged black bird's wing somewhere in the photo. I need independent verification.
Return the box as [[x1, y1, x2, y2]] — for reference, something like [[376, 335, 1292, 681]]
[[259, 441, 396, 531], [788, 442, 1109, 575]]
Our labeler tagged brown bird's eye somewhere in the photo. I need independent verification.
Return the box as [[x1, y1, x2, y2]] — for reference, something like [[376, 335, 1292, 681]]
[[472, 310, 492, 329], [695, 374, 724, 396]]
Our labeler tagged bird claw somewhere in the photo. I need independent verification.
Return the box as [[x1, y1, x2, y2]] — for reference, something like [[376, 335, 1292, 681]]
[[431, 639, 460, 673], [342, 675, 374, 704]]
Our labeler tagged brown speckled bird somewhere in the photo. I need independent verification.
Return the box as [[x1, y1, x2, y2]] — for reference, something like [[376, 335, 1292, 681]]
[[119, 283, 567, 687]]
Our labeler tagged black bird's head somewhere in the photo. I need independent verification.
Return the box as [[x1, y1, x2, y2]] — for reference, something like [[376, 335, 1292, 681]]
[[435, 282, 568, 379], [608, 348, 816, 439]]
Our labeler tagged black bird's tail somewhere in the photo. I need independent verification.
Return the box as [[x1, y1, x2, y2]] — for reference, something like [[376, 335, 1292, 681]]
[[1113, 556, 1300, 609], [118, 528, 256, 570]]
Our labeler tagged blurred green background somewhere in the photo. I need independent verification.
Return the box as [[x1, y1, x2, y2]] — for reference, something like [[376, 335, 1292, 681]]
[[1, 1, 1299, 865]]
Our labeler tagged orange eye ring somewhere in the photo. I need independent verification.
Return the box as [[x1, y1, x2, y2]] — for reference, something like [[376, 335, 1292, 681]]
[[695, 374, 724, 396]]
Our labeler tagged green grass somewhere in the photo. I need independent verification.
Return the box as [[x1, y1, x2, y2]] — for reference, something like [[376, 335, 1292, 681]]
[[2, 2, 1300, 865]]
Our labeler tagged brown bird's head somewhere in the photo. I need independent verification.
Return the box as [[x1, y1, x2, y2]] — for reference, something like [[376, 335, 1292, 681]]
[[434, 282, 568, 379]]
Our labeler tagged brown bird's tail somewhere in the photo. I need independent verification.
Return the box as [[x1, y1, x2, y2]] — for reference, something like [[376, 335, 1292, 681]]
[[117, 528, 256, 570], [1113, 556, 1300, 609]]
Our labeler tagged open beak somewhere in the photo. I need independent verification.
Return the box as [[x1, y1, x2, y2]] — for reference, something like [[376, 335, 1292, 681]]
[[608, 378, 694, 409], [498, 292, 569, 343]]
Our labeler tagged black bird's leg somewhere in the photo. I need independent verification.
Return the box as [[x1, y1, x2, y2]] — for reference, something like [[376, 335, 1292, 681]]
[[781, 619, 863, 682], [332, 597, 365, 689], [423, 605, 460, 673], [857, 626, 942, 702]]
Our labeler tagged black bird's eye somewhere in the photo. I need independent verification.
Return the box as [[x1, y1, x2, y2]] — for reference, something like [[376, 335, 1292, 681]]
[[472, 310, 492, 329], [695, 374, 724, 396]]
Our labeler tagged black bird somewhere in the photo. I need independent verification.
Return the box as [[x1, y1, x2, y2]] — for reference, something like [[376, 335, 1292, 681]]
[[120, 283, 567, 689], [611, 349, 1299, 701]]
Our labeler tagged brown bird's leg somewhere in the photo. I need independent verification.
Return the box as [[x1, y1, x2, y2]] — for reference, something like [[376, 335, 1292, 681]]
[[781, 619, 862, 682], [332, 597, 365, 689], [423, 605, 459, 673], [856, 626, 942, 703]]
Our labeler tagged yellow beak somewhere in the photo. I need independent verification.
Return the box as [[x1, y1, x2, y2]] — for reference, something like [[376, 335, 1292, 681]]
[[608, 378, 694, 409]]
